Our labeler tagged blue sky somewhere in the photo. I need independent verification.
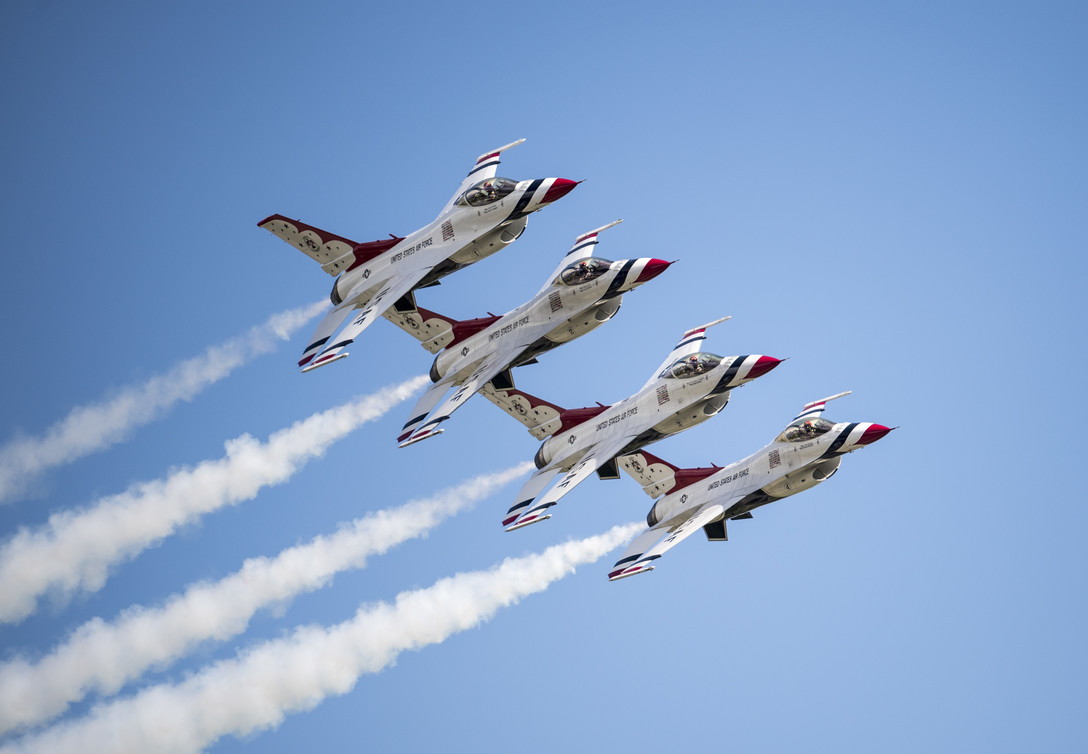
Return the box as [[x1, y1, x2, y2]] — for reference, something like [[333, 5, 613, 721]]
[[1, 1, 1085, 751]]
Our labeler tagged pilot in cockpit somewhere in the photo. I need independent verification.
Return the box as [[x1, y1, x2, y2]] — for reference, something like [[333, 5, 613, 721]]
[[779, 417, 834, 442], [459, 177, 518, 207], [560, 257, 611, 285]]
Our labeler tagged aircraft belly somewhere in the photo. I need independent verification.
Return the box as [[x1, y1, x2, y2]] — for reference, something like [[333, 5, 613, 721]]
[[554, 446, 589, 472], [510, 336, 560, 366], [417, 259, 465, 288], [615, 429, 666, 458], [649, 403, 714, 436], [723, 492, 773, 519], [661, 507, 700, 532], [338, 278, 383, 309], [446, 361, 479, 386], [542, 309, 610, 345], [449, 214, 526, 264]]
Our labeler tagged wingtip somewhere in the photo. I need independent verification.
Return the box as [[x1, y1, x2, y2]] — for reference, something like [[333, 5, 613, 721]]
[[608, 565, 655, 581], [300, 352, 349, 373], [504, 514, 551, 532], [397, 428, 444, 448]]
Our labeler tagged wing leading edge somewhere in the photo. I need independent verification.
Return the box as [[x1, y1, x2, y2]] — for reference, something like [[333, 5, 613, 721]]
[[504, 431, 640, 531], [399, 318, 563, 445], [302, 267, 436, 371], [608, 503, 725, 581]]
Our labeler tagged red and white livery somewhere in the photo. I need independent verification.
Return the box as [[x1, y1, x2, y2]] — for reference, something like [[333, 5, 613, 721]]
[[258, 139, 578, 371], [385, 220, 672, 446], [608, 391, 893, 581], [481, 318, 782, 531]]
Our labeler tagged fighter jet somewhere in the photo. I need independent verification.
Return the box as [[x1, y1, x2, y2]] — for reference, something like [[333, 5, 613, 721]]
[[607, 391, 893, 581], [385, 220, 672, 447], [258, 139, 577, 371], [481, 318, 782, 531]]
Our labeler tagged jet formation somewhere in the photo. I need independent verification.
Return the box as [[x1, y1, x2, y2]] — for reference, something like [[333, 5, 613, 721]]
[[260, 140, 892, 580]]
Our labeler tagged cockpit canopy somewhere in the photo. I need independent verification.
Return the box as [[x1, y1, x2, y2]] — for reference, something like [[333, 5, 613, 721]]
[[559, 257, 613, 286], [662, 352, 722, 380], [777, 417, 835, 443], [457, 177, 518, 207]]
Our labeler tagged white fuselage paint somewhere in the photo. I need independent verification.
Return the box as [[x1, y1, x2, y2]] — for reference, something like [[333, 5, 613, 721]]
[[646, 421, 882, 530], [536, 354, 770, 473], [331, 179, 561, 308], [431, 258, 654, 383]]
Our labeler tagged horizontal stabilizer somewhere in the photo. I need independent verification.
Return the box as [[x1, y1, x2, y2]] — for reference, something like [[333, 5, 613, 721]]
[[382, 294, 459, 354]]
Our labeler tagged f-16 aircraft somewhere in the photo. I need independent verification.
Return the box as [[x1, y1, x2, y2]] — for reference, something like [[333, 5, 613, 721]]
[[481, 318, 782, 531], [607, 391, 892, 581], [258, 139, 577, 371], [385, 220, 672, 447]]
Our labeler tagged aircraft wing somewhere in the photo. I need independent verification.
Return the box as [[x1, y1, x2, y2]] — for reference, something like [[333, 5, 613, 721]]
[[608, 503, 725, 581], [617, 450, 684, 498], [302, 265, 436, 371], [478, 378, 565, 441], [258, 215, 402, 277], [399, 322, 555, 445], [504, 431, 640, 531], [381, 292, 458, 355], [640, 317, 731, 390], [438, 139, 525, 217]]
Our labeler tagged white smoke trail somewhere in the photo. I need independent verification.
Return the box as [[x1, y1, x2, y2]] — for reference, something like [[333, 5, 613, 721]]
[[0, 300, 328, 504], [0, 523, 641, 754], [0, 462, 533, 735], [0, 375, 429, 625]]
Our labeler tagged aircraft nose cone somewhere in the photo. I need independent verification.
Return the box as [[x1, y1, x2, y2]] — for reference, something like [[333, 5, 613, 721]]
[[541, 178, 579, 204], [635, 258, 672, 283], [746, 355, 783, 380], [855, 424, 893, 446]]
